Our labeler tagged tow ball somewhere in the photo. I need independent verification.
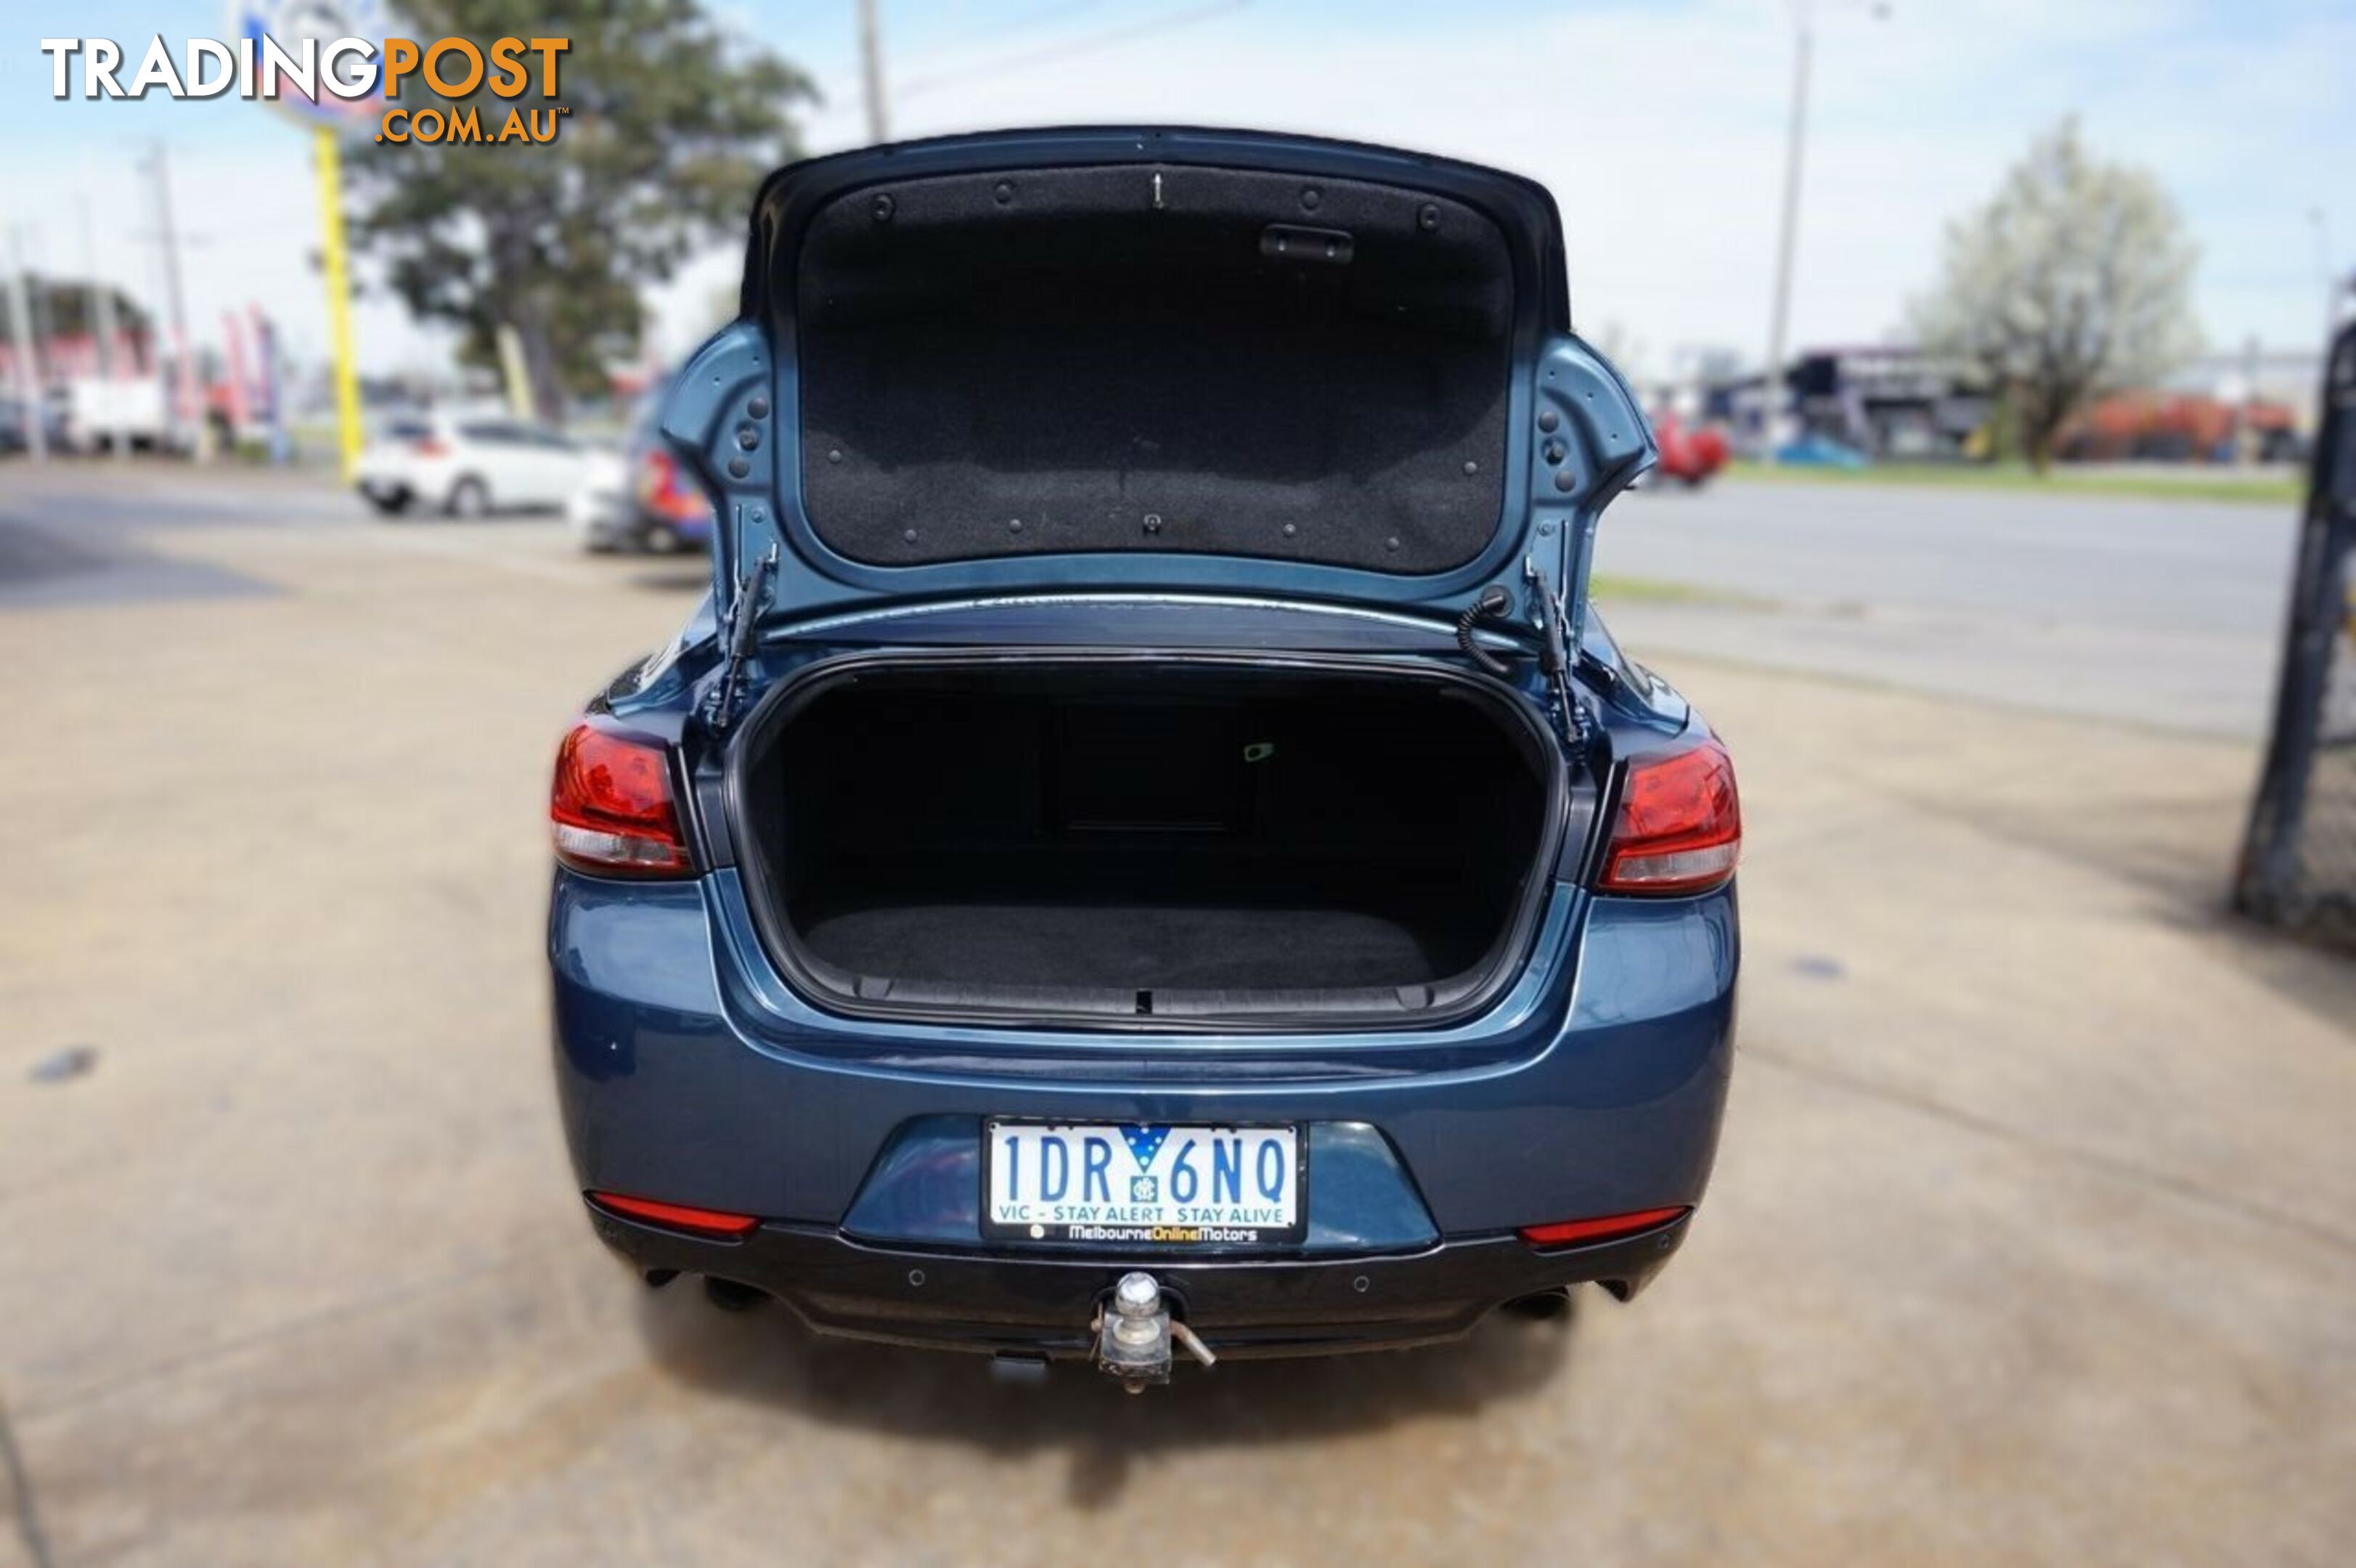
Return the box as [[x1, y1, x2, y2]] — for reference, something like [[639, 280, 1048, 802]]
[[1094, 1272, 1217, 1392]]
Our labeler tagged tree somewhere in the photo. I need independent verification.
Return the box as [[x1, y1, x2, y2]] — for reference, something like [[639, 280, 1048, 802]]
[[346, 1, 815, 420], [1911, 118, 2201, 470]]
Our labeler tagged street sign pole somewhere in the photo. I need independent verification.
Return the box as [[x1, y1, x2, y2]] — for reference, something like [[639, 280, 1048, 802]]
[[313, 125, 363, 483]]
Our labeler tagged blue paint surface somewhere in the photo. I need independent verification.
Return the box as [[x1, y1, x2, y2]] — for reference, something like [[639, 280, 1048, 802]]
[[551, 868, 1736, 1240]]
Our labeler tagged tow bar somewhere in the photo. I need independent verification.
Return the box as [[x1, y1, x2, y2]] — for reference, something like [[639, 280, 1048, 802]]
[[1095, 1272, 1216, 1392]]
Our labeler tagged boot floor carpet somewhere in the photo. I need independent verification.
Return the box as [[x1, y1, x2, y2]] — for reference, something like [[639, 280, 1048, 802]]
[[796, 899, 1469, 992]]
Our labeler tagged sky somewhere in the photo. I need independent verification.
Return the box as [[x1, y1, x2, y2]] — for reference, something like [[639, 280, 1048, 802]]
[[3, 0, 2352, 389]]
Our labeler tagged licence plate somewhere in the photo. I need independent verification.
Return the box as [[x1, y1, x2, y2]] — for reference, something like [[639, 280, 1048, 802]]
[[982, 1121, 1305, 1246]]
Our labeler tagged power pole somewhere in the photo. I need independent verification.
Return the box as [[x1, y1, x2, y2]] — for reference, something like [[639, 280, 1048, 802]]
[[81, 169, 129, 462], [1758, 1, 1893, 463], [859, 0, 889, 144], [5, 229, 47, 462], [146, 141, 203, 460], [2312, 208, 2339, 342], [1759, 11, 1813, 463]]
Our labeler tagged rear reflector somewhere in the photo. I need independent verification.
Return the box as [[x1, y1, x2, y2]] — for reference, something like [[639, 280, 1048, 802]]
[[550, 719, 692, 877], [1517, 1206, 1690, 1248], [1598, 735, 1740, 895], [588, 1191, 759, 1238]]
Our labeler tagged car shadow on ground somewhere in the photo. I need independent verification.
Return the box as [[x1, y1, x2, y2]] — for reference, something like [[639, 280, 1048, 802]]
[[621, 567, 714, 594], [634, 1283, 1580, 1506]]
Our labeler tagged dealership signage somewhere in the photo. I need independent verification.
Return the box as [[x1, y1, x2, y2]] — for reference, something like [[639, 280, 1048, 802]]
[[38, 26, 570, 145]]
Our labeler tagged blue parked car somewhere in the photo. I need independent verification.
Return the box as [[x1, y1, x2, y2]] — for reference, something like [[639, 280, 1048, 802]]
[[548, 128, 1740, 1388], [568, 385, 719, 556]]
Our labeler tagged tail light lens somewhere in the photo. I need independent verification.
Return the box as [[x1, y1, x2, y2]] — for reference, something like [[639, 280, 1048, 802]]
[[410, 435, 449, 457], [635, 449, 674, 507], [637, 449, 708, 523], [550, 719, 692, 877], [1598, 735, 1741, 895]]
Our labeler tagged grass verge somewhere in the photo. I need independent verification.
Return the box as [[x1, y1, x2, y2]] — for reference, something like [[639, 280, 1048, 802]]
[[1724, 459, 2301, 507], [1589, 573, 1773, 609]]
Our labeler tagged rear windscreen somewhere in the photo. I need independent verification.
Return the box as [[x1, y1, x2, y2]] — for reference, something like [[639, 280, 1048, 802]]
[[791, 163, 1514, 575]]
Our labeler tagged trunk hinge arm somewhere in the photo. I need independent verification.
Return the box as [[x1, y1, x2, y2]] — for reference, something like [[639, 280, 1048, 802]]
[[1523, 552, 1591, 760], [703, 542, 778, 733]]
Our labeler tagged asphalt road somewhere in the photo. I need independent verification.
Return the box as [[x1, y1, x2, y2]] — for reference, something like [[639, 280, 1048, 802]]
[[0, 463, 2306, 735], [1596, 478, 2305, 736], [1, 464, 2351, 1566]]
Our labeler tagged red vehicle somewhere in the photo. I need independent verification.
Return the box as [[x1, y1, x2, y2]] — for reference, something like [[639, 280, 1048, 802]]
[[1650, 409, 1730, 486], [2060, 391, 2302, 464]]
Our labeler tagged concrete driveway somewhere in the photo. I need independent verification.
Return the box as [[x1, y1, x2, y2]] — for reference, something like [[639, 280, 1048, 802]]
[[1, 467, 2350, 1566]]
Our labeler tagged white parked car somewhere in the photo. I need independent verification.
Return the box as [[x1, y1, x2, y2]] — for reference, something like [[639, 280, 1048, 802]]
[[356, 414, 596, 517], [564, 446, 634, 549]]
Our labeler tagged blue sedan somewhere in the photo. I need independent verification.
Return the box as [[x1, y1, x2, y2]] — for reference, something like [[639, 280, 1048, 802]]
[[547, 128, 1739, 1388]]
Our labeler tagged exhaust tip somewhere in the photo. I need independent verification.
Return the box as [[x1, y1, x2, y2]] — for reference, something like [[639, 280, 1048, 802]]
[[1501, 1288, 1574, 1320], [701, 1276, 769, 1313]]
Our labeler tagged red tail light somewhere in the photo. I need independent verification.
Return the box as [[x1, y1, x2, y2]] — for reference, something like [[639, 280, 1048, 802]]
[[1598, 736, 1740, 895], [637, 448, 708, 523], [588, 1191, 758, 1238], [1517, 1206, 1690, 1248], [410, 435, 449, 457], [550, 719, 691, 877]]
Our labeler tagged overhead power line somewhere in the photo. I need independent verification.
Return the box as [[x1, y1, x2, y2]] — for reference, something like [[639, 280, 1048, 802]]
[[893, 0, 1250, 103], [893, 0, 1111, 74]]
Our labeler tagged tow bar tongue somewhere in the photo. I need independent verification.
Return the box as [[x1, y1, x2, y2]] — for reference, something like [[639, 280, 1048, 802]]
[[1095, 1273, 1216, 1392]]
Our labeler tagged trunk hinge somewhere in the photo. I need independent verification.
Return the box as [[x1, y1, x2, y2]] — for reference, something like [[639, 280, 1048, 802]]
[[702, 543, 778, 733], [1523, 554, 1591, 760]]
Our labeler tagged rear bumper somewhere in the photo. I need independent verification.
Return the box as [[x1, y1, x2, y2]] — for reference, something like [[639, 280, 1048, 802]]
[[653, 507, 714, 541], [550, 869, 1738, 1356], [590, 1204, 1692, 1359], [566, 489, 628, 531]]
